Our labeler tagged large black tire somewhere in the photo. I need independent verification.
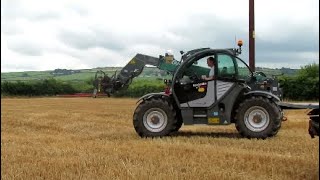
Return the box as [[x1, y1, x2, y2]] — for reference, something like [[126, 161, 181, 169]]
[[173, 118, 183, 132], [133, 97, 177, 137], [309, 117, 319, 138], [308, 109, 319, 138], [235, 96, 282, 139]]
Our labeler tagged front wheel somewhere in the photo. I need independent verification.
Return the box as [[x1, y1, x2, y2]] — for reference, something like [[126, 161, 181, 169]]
[[235, 96, 282, 139], [133, 97, 177, 137]]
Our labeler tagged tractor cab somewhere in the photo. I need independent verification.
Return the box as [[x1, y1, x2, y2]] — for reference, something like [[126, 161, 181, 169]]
[[174, 40, 251, 86], [172, 48, 254, 108]]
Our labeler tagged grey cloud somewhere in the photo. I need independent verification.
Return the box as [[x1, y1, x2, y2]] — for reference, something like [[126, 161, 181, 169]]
[[2, 0, 60, 21], [3, 63, 38, 72], [256, 50, 317, 63], [58, 29, 125, 51], [256, 24, 318, 53], [29, 12, 61, 21], [1, 23, 23, 35], [54, 11, 317, 66], [256, 38, 318, 54], [118, 14, 246, 56], [164, 14, 318, 66], [253, 24, 318, 65], [57, 12, 318, 68], [7, 42, 43, 56], [67, 4, 88, 16], [159, 14, 248, 57], [1, 0, 23, 19]]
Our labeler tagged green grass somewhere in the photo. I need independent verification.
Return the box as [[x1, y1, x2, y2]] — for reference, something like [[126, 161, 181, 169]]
[[54, 72, 96, 81]]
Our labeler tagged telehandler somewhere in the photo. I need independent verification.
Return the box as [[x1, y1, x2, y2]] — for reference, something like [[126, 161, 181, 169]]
[[93, 41, 318, 138]]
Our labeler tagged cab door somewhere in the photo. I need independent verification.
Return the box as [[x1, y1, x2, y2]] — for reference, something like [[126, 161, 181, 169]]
[[215, 53, 238, 101], [177, 53, 239, 108], [174, 55, 216, 108], [180, 53, 238, 107]]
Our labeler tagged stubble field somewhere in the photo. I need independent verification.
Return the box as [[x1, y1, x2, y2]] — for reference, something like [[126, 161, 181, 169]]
[[1, 97, 319, 180]]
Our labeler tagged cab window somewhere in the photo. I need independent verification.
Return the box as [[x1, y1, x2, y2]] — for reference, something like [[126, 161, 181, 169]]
[[236, 58, 252, 81], [216, 54, 236, 78], [185, 56, 214, 76]]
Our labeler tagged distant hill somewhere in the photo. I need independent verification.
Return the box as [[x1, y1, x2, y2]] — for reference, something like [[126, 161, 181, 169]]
[[255, 67, 299, 76], [1, 66, 299, 83]]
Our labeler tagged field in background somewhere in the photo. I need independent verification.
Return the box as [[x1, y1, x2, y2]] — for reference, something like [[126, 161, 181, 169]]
[[1, 97, 319, 180]]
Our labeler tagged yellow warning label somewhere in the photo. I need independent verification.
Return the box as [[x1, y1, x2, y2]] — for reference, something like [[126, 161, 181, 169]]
[[198, 87, 205, 92], [208, 117, 220, 124], [165, 56, 173, 64]]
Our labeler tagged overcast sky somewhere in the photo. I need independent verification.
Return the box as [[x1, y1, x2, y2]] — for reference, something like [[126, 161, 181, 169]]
[[1, 0, 319, 72]]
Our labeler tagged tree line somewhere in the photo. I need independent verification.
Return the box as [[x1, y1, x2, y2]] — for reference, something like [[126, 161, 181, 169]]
[[1, 79, 76, 96], [278, 63, 319, 101]]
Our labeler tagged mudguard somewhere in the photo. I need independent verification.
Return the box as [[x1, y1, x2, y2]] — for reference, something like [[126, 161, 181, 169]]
[[136, 92, 170, 104], [244, 90, 281, 102]]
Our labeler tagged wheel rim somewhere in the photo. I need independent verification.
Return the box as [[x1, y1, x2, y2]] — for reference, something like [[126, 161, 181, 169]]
[[143, 108, 168, 132], [244, 106, 270, 132]]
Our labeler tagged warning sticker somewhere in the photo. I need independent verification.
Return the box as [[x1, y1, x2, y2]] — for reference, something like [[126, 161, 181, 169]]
[[208, 117, 220, 124], [198, 87, 205, 92]]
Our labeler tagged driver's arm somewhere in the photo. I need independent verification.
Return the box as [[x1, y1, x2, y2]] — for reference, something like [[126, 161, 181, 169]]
[[201, 75, 214, 81], [202, 66, 215, 81]]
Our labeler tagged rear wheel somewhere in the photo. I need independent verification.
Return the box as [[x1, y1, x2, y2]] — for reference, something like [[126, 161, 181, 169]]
[[133, 97, 177, 137], [235, 96, 281, 139], [173, 118, 183, 132], [308, 109, 319, 138]]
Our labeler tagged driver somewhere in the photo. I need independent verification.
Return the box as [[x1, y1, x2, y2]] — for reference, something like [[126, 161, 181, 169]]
[[201, 56, 216, 81]]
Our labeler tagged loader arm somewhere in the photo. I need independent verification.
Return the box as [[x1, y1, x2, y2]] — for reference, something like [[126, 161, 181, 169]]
[[112, 53, 160, 90], [93, 53, 178, 96]]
